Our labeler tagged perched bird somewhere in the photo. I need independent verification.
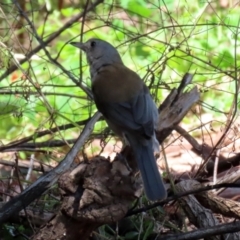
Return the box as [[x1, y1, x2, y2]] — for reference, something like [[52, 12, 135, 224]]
[[71, 39, 167, 201]]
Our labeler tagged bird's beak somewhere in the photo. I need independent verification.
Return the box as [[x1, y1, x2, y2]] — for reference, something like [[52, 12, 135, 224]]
[[70, 42, 87, 51]]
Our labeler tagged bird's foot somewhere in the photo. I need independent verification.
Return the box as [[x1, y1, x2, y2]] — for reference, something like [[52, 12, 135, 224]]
[[116, 152, 132, 172]]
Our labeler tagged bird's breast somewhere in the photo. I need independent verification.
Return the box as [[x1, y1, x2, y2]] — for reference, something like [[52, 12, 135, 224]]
[[92, 64, 144, 104]]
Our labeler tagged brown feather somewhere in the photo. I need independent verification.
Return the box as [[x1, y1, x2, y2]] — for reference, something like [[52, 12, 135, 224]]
[[92, 63, 144, 104]]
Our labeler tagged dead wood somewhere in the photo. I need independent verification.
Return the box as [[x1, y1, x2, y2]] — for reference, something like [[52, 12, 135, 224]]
[[174, 180, 240, 240], [31, 155, 141, 240]]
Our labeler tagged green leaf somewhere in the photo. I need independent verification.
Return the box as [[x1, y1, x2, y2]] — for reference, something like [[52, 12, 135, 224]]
[[127, 1, 151, 18], [0, 96, 26, 115], [125, 231, 139, 239]]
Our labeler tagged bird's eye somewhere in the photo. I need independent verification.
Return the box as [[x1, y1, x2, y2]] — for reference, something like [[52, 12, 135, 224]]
[[90, 41, 96, 48]]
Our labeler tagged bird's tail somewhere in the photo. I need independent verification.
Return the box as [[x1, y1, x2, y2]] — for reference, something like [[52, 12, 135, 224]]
[[130, 139, 167, 201]]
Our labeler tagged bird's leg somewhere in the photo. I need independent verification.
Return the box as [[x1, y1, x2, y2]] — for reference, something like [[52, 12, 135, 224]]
[[152, 133, 160, 159], [117, 134, 132, 172], [115, 152, 132, 172]]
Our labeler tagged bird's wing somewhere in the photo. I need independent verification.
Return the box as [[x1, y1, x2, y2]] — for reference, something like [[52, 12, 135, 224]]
[[96, 85, 157, 139]]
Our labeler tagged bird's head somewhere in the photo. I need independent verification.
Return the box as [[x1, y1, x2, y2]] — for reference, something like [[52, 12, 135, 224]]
[[71, 38, 123, 77]]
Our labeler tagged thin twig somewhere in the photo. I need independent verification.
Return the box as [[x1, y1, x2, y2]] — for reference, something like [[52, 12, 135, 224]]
[[0, 0, 104, 84], [0, 118, 92, 151]]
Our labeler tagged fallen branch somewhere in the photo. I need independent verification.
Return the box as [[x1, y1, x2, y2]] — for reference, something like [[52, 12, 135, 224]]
[[0, 112, 101, 225]]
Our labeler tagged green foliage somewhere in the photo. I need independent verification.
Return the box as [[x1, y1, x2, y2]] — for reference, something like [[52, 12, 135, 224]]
[[0, 0, 240, 238], [0, 224, 32, 240], [97, 209, 161, 239]]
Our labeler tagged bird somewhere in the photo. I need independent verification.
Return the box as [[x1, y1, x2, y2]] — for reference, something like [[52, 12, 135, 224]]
[[70, 38, 167, 201]]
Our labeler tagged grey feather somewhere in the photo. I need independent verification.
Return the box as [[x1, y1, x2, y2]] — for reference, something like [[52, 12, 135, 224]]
[[127, 133, 167, 200]]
